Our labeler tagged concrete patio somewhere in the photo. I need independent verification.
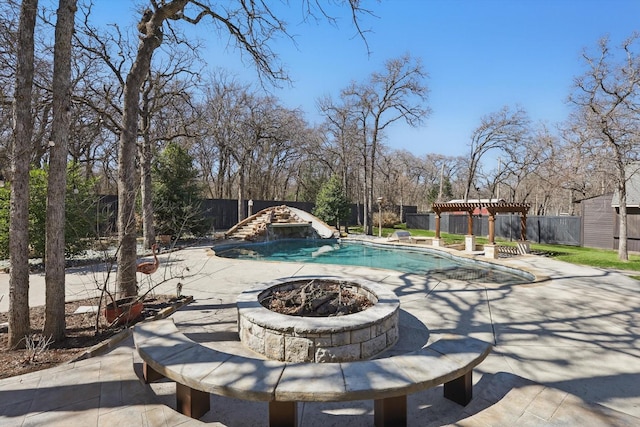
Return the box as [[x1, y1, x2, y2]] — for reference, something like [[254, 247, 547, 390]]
[[1, 241, 639, 426]]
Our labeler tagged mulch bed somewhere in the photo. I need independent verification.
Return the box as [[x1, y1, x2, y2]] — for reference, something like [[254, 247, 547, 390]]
[[0, 295, 181, 379]]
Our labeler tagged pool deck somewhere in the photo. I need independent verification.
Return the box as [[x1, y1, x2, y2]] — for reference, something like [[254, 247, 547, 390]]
[[1, 239, 640, 426]]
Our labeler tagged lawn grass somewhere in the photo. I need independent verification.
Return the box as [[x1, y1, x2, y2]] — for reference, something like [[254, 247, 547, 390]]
[[529, 243, 640, 272], [348, 226, 640, 273], [352, 226, 499, 246], [349, 226, 471, 245]]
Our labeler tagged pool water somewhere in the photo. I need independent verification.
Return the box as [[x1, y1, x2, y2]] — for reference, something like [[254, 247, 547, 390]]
[[215, 239, 531, 285]]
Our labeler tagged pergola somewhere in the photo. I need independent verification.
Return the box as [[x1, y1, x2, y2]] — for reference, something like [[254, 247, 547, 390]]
[[431, 202, 531, 244]]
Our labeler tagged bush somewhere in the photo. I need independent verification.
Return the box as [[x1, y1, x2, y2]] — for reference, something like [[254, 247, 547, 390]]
[[372, 211, 400, 228], [0, 166, 96, 260]]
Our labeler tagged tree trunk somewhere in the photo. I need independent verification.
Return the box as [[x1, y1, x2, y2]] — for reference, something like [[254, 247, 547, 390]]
[[117, 1, 188, 297], [140, 135, 155, 249], [237, 171, 245, 221], [363, 177, 371, 235], [140, 76, 155, 250], [9, 0, 38, 349], [367, 127, 379, 236], [362, 138, 371, 235], [618, 181, 629, 261], [117, 65, 149, 296], [44, 0, 77, 342]]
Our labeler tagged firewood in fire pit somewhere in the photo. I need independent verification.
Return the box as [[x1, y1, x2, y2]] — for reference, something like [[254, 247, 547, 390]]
[[261, 280, 373, 317]]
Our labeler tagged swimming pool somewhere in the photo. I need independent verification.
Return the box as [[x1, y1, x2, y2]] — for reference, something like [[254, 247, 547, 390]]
[[214, 239, 532, 285]]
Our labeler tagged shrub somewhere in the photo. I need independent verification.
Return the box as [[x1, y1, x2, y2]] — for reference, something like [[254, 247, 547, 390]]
[[0, 166, 96, 260], [373, 211, 400, 228]]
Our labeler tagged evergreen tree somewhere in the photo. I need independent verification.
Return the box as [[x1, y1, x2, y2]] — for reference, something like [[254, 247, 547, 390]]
[[153, 143, 209, 239], [313, 175, 351, 230]]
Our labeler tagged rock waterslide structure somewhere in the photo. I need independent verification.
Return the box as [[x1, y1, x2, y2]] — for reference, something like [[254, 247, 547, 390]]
[[225, 205, 338, 241]]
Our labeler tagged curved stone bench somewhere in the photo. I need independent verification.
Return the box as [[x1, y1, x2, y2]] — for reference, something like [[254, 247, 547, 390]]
[[134, 319, 492, 427]]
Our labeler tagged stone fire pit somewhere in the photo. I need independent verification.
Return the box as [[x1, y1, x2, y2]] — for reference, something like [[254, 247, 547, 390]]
[[237, 276, 400, 363]]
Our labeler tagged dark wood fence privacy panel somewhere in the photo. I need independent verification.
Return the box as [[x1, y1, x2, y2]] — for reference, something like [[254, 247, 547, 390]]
[[407, 213, 582, 246], [97, 197, 416, 233]]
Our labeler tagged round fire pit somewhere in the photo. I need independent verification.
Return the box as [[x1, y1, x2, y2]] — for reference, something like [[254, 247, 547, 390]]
[[237, 276, 400, 363]]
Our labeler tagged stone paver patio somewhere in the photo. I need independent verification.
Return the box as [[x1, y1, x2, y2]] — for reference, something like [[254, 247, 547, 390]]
[[1, 240, 639, 426]]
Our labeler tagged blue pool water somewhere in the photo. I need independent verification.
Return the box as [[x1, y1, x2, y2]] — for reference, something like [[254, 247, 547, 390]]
[[214, 239, 531, 285]]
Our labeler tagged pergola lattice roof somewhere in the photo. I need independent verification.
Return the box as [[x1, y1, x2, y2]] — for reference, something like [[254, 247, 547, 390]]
[[431, 202, 531, 244], [432, 202, 531, 215]]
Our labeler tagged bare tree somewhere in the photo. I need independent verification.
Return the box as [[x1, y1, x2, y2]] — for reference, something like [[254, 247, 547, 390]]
[[115, 1, 369, 296], [70, 11, 127, 193], [560, 121, 617, 211], [140, 61, 200, 249], [194, 75, 308, 205], [486, 123, 551, 204], [9, 0, 38, 348], [568, 34, 640, 261], [511, 126, 550, 203], [233, 93, 289, 219], [0, 1, 19, 210], [317, 93, 362, 208], [343, 54, 430, 234], [193, 74, 248, 199], [74, 4, 201, 242], [243, 101, 307, 201], [464, 105, 530, 201], [0, 3, 55, 172], [43, 0, 77, 342], [384, 150, 451, 212], [117, 1, 196, 297]]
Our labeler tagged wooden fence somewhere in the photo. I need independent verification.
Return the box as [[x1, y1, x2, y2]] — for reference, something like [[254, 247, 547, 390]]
[[406, 213, 582, 246]]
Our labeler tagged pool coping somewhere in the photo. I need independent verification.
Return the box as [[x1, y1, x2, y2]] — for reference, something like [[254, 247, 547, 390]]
[[212, 236, 539, 285]]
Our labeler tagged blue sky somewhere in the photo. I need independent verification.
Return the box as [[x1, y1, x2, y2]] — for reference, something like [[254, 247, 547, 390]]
[[92, 0, 640, 160]]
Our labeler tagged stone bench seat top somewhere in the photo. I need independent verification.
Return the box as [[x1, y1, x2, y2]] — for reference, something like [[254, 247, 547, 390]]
[[134, 319, 492, 403]]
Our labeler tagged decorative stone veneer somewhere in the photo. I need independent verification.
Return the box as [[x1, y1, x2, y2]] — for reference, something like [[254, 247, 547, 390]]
[[237, 276, 400, 363]]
